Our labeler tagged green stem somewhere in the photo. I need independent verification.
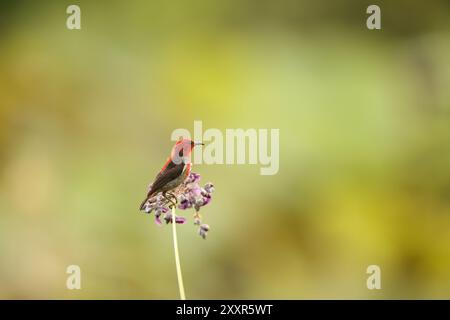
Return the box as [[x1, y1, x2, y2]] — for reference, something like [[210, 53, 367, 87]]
[[171, 207, 186, 300]]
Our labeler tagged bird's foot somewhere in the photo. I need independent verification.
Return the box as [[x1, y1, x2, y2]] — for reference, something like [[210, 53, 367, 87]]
[[164, 192, 178, 208]]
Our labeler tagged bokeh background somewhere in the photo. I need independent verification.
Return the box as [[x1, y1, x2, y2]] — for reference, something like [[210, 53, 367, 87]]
[[0, 0, 450, 299]]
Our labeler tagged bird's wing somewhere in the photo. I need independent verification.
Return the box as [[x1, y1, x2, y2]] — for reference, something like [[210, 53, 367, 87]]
[[158, 157, 176, 176], [148, 162, 185, 196]]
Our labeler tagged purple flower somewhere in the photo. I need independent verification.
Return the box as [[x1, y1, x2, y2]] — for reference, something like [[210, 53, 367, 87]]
[[178, 198, 192, 210], [189, 186, 201, 198], [141, 172, 214, 239], [185, 172, 201, 183], [142, 195, 171, 225], [163, 213, 187, 224], [177, 175, 214, 214], [204, 183, 214, 193]]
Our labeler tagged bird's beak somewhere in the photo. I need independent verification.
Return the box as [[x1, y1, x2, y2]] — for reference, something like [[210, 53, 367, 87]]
[[194, 141, 204, 146]]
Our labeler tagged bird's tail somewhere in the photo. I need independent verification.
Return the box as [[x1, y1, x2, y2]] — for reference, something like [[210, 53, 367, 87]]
[[139, 197, 148, 210]]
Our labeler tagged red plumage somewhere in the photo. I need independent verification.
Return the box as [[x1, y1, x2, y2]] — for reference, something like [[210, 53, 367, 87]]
[[139, 139, 202, 210]]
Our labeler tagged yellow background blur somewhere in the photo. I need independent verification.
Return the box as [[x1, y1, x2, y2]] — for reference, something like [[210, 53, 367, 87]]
[[0, 1, 450, 299]]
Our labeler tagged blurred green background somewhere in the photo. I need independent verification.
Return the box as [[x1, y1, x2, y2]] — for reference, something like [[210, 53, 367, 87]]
[[0, 0, 450, 299]]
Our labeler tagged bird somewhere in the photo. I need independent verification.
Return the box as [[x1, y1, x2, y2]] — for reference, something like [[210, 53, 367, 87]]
[[139, 138, 204, 210]]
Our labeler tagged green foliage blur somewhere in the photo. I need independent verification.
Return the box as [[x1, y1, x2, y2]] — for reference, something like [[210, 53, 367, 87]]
[[0, 0, 449, 299]]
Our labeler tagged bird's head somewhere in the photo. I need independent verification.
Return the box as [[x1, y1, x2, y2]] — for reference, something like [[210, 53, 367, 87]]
[[171, 138, 203, 164]]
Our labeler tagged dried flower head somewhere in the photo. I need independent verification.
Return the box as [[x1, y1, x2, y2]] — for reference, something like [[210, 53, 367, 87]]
[[141, 172, 214, 239]]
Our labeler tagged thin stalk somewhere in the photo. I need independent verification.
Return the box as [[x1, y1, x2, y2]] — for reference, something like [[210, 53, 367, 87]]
[[171, 207, 186, 300]]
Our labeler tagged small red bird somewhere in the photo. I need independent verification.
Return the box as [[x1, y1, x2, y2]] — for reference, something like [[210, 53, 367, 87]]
[[139, 139, 203, 210]]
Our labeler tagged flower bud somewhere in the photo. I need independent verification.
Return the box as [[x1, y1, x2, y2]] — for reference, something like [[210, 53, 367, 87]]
[[199, 224, 210, 239], [204, 183, 214, 194]]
